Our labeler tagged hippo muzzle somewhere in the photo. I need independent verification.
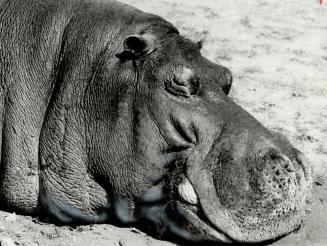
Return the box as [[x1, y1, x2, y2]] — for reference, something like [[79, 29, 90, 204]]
[[150, 93, 312, 243], [180, 135, 312, 243]]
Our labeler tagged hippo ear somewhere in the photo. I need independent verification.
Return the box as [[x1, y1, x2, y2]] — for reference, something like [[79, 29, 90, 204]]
[[219, 68, 233, 95], [116, 34, 156, 61], [197, 39, 204, 50]]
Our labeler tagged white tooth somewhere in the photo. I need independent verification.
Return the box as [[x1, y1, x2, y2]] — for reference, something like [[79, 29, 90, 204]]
[[178, 178, 198, 205]]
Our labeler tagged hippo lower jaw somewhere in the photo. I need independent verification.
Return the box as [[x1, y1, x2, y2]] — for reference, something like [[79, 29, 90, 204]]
[[174, 177, 234, 242], [172, 172, 312, 244]]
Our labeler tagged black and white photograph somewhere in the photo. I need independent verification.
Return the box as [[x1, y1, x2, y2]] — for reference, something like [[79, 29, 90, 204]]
[[0, 0, 326, 245]]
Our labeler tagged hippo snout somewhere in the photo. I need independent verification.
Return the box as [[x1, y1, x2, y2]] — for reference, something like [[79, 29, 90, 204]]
[[179, 119, 312, 243]]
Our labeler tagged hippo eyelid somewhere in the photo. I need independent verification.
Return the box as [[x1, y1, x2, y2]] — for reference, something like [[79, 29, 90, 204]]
[[173, 74, 187, 86], [165, 73, 199, 98]]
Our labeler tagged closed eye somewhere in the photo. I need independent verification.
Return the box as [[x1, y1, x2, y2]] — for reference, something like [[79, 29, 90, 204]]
[[165, 73, 199, 98], [164, 66, 200, 98]]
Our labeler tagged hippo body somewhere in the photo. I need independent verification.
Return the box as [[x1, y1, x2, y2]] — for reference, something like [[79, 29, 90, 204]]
[[0, 0, 312, 243]]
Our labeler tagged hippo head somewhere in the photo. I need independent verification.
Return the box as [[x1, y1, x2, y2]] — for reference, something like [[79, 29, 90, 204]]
[[103, 23, 313, 243], [39, 20, 313, 243]]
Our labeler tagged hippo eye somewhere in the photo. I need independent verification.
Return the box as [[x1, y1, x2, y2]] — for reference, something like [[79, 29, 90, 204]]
[[165, 73, 199, 98]]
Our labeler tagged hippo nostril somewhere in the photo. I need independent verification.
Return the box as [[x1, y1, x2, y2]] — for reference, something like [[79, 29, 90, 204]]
[[265, 150, 281, 161], [284, 162, 294, 173], [280, 154, 295, 173], [263, 150, 281, 166], [260, 149, 295, 174], [270, 153, 279, 161]]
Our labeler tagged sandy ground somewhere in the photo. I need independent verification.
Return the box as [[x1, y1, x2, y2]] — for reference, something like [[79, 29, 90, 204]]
[[1, 0, 327, 245]]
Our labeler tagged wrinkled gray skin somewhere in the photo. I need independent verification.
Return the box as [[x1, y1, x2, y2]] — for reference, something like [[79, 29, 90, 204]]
[[0, 0, 312, 243]]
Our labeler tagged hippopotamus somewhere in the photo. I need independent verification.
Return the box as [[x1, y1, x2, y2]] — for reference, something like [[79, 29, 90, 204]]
[[0, 0, 312, 243]]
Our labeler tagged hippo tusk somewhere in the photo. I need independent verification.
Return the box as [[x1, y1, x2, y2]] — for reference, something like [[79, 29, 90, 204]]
[[178, 178, 198, 205]]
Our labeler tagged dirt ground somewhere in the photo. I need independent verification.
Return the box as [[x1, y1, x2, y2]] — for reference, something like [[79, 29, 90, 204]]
[[1, 0, 326, 245]]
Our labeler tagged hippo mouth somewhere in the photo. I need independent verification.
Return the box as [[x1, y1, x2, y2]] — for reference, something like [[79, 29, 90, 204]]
[[165, 167, 312, 244], [172, 175, 234, 243], [137, 174, 234, 242]]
